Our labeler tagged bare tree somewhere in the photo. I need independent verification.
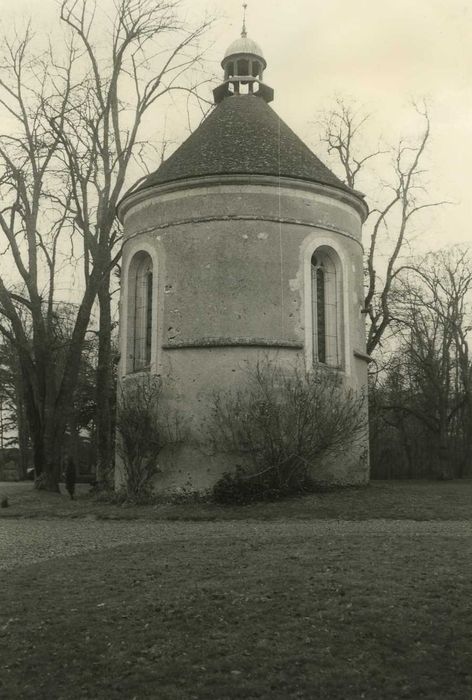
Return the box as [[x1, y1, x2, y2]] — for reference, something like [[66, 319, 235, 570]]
[[0, 3, 212, 490], [399, 248, 472, 475], [55, 0, 212, 488], [318, 98, 449, 355], [371, 247, 472, 479], [0, 29, 96, 490]]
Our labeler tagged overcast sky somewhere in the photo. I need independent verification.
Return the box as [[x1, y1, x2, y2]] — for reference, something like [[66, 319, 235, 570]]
[[3, 0, 472, 253]]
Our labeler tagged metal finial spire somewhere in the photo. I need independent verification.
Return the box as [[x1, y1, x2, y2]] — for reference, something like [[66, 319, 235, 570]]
[[241, 3, 248, 37]]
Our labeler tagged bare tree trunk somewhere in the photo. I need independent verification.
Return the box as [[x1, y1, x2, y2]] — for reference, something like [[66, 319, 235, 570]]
[[28, 401, 68, 492], [15, 395, 29, 479], [96, 274, 114, 487], [40, 439, 62, 492], [462, 400, 472, 477], [436, 418, 452, 480], [397, 418, 414, 478]]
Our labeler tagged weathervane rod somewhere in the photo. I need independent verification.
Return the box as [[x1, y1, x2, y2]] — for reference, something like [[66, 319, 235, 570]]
[[242, 2, 248, 37]]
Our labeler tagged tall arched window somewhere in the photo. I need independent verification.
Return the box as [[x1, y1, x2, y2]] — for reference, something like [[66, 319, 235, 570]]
[[311, 247, 342, 367], [128, 251, 154, 372]]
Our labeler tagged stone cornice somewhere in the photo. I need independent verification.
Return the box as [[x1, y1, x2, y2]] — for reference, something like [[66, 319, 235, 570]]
[[123, 213, 364, 251], [162, 336, 304, 350], [117, 173, 369, 223]]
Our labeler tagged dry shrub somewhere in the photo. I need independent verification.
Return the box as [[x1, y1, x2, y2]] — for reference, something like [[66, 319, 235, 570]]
[[208, 359, 367, 503], [116, 375, 182, 503]]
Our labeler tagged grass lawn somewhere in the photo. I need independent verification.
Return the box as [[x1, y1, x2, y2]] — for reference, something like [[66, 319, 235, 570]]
[[1, 479, 472, 521], [1, 481, 472, 698], [1, 521, 472, 699]]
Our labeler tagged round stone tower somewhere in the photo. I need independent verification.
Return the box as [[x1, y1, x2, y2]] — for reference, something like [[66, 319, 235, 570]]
[[117, 24, 370, 492]]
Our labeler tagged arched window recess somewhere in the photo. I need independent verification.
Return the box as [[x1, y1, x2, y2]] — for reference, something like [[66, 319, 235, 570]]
[[311, 248, 343, 369], [128, 251, 154, 373]]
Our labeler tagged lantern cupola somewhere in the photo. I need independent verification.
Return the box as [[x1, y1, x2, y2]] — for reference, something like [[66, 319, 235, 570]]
[[213, 4, 274, 104]]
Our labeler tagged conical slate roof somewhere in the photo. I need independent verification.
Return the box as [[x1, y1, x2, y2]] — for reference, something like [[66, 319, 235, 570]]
[[132, 94, 350, 195]]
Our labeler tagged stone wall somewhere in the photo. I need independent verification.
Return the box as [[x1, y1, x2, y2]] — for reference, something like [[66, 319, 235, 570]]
[[116, 175, 370, 493]]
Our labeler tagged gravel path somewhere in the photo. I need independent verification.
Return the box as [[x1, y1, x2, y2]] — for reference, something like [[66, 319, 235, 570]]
[[1, 518, 471, 572]]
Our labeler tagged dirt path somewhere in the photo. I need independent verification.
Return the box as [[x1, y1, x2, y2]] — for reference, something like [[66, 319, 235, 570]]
[[1, 517, 471, 571]]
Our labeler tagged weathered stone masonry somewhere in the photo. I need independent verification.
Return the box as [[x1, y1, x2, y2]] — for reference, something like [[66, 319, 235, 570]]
[[116, 28, 369, 492]]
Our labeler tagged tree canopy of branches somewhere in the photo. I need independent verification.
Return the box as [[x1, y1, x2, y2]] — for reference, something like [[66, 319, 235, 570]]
[[56, 0, 211, 487], [0, 0, 211, 490], [318, 98, 449, 355], [370, 247, 472, 479]]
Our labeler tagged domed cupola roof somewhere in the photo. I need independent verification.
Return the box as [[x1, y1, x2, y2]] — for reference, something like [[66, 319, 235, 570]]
[[223, 35, 266, 66], [223, 4, 265, 63]]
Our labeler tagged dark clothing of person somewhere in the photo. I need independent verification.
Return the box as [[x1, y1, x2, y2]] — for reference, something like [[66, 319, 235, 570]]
[[65, 458, 76, 500]]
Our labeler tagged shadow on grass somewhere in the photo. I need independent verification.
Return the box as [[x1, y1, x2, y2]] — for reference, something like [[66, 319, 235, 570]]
[[1, 523, 471, 699], [1, 479, 472, 521]]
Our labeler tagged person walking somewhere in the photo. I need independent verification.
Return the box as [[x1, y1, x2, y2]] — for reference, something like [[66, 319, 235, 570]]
[[64, 456, 76, 500]]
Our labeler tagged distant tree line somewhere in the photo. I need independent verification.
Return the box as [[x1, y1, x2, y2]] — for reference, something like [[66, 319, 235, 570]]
[[370, 248, 472, 479], [0, 308, 117, 478]]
